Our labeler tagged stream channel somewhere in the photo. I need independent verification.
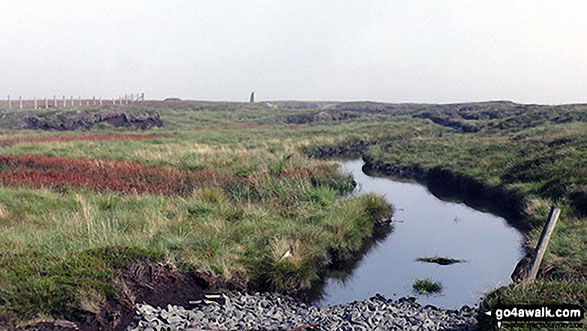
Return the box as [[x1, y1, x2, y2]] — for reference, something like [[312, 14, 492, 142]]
[[312, 159, 525, 309]]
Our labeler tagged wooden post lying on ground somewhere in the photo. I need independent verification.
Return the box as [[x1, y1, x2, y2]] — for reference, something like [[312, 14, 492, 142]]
[[526, 206, 561, 282]]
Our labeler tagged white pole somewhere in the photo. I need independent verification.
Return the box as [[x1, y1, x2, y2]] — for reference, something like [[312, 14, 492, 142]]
[[112, 98, 116, 105], [99, 97, 102, 105], [63, 95, 66, 107], [45, 98, 48, 109], [19, 96, 22, 110], [92, 96, 96, 105], [34, 97, 38, 109], [70, 96, 74, 106], [53, 95, 57, 108], [7, 95, 11, 110]]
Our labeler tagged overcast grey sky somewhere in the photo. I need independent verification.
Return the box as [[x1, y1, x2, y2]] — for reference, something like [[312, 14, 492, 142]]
[[1, 0, 586, 104]]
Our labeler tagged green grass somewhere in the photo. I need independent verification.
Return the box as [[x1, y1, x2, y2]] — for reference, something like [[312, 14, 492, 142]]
[[0, 107, 395, 325], [412, 278, 443, 295], [0, 100, 584, 325], [297, 101, 586, 311]]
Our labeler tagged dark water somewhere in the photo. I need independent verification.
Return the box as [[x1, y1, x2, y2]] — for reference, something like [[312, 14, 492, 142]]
[[314, 159, 524, 309]]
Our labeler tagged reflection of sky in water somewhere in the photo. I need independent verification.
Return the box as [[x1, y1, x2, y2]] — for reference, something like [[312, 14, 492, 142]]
[[316, 160, 525, 309]]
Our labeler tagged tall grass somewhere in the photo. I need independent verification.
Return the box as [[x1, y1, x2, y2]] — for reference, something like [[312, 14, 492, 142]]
[[0, 100, 583, 324], [0, 169, 390, 323]]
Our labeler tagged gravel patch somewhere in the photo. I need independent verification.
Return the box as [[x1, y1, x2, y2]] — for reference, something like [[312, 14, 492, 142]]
[[128, 292, 477, 330]]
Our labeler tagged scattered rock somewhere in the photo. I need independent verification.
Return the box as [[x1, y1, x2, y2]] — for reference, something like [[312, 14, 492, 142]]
[[129, 292, 477, 330]]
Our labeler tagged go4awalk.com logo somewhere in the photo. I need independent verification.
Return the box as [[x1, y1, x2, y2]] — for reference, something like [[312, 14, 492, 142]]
[[486, 304, 584, 329]]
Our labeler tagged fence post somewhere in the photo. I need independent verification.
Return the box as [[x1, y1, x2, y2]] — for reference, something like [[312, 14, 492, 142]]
[[526, 207, 561, 282], [34, 97, 37, 109], [63, 95, 66, 107], [8, 95, 11, 110], [53, 95, 57, 108], [45, 98, 48, 109], [19, 96, 22, 110]]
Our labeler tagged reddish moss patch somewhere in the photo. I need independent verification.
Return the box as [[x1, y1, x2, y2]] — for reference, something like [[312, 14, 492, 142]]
[[0, 154, 227, 195]]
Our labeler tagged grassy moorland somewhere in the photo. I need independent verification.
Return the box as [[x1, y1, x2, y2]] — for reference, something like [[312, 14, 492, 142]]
[[298, 101, 586, 323], [0, 100, 585, 328], [0, 103, 395, 327]]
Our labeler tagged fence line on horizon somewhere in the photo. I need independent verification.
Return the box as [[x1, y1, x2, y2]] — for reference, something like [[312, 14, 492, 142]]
[[2, 93, 145, 110]]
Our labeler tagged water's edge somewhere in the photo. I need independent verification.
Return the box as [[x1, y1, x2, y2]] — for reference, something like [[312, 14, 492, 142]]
[[310, 159, 525, 309]]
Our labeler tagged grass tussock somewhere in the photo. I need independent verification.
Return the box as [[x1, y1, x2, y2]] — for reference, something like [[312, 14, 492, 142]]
[[0, 164, 390, 325], [412, 278, 443, 295]]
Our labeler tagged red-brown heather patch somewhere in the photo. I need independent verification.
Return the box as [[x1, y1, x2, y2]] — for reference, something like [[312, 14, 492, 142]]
[[0, 154, 226, 195], [0, 134, 170, 148]]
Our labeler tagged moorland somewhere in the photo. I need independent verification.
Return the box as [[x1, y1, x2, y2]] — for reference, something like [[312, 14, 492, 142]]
[[0, 100, 584, 329]]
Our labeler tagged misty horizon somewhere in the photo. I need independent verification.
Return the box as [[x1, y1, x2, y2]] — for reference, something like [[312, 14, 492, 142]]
[[2, 1, 586, 104]]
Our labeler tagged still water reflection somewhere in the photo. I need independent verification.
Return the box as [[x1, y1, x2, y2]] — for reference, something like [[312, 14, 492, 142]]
[[314, 159, 524, 309]]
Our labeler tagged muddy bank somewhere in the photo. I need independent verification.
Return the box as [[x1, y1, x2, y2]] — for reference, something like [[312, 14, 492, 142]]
[[20, 261, 242, 331], [14, 110, 163, 131], [362, 155, 530, 232]]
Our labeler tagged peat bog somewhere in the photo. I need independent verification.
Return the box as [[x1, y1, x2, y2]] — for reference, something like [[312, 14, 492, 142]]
[[0, 100, 584, 329]]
